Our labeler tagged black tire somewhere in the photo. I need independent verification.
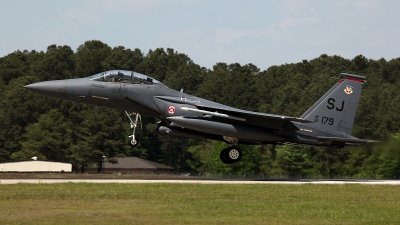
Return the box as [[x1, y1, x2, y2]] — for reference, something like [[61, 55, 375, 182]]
[[220, 146, 242, 164], [130, 138, 139, 147], [220, 148, 233, 164]]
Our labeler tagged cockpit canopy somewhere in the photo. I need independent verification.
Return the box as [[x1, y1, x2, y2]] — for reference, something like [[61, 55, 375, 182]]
[[88, 70, 162, 85]]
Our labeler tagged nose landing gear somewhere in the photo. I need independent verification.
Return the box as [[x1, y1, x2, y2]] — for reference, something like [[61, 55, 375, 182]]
[[125, 111, 141, 147]]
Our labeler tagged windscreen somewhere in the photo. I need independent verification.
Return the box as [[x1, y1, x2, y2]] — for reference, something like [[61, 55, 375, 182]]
[[88, 70, 162, 85]]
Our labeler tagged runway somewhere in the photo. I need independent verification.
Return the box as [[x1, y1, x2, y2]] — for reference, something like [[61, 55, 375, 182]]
[[2, 179, 400, 185]]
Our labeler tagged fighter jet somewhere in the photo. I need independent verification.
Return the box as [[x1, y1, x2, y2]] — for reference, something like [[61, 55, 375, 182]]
[[24, 71, 376, 164]]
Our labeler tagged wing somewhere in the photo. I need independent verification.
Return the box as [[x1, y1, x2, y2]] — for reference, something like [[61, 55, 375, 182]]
[[155, 95, 311, 131], [192, 104, 312, 123]]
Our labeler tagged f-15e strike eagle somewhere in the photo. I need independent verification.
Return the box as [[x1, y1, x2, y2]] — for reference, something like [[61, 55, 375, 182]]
[[25, 71, 376, 164]]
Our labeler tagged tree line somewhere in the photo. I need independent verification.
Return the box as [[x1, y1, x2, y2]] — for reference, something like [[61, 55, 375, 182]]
[[0, 40, 399, 177]]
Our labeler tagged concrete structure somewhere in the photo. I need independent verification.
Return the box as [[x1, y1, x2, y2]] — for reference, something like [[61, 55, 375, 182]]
[[0, 161, 72, 172], [88, 157, 174, 174]]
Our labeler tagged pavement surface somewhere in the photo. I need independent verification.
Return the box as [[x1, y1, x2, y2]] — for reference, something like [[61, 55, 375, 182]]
[[2, 179, 400, 185]]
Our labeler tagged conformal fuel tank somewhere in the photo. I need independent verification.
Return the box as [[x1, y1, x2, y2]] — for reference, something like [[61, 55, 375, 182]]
[[167, 116, 284, 142]]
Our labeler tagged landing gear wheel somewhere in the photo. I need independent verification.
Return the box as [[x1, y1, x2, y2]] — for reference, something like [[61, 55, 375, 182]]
[[125, 111, 142, 147], [129, 135, 139, 147], [220, 146, 242, 164], [228, 148, 241, 160]]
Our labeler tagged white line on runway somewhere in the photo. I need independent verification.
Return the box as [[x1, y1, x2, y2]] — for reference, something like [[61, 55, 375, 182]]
[[2, 179, 400, 185]]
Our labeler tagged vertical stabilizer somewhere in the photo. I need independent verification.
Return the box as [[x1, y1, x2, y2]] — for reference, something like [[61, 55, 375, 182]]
[[300, 80, 342, 118], [302, 73, 366, 136]]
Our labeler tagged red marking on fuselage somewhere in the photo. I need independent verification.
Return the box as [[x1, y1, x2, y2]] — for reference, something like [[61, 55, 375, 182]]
[[168, 106, 176, 114]]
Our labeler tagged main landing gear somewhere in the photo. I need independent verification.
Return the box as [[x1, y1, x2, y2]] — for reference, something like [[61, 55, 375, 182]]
[[220, 146, 242, 164], [125, 111, 141, 147]]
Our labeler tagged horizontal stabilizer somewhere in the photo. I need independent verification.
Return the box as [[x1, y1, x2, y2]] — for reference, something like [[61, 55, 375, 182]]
[[316, 136, 379, 144]]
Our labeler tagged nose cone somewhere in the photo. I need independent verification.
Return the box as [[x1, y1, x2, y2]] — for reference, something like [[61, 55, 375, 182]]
[[24, 80, 68, 99]]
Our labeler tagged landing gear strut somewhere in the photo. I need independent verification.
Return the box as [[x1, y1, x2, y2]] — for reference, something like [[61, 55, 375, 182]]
[[125, 111, 141, 147], [220, 146, 242, 164]]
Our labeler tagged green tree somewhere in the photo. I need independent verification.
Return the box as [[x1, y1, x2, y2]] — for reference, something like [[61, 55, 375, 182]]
[[136, 48, 193, 82], [101, 47, 144, 71], [0, 50, 32, 85], [271, 145, 319, 177], [1, 40, 399, 176], [356, 133, 400, 179], [352, 54, 369, 72], [30, 45, 75, 81], [314, 147, 350, 178], [198, 63, 260, 111], [163, 62, 206, 95], [68, 106, 131, 171], [75, 40, 111, 76], [0, 76, 57, 158], [15, 109, 72, 161]]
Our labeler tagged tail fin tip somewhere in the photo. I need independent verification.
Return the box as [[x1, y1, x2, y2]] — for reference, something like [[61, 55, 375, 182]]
[[341, 73, 366, 82]]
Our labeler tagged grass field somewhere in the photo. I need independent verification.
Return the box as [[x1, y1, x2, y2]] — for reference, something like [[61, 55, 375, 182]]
[[1, 183, 400, 224]]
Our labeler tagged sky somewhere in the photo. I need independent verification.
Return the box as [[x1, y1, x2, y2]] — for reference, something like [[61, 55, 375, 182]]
[[1, 0, 400, 71]]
